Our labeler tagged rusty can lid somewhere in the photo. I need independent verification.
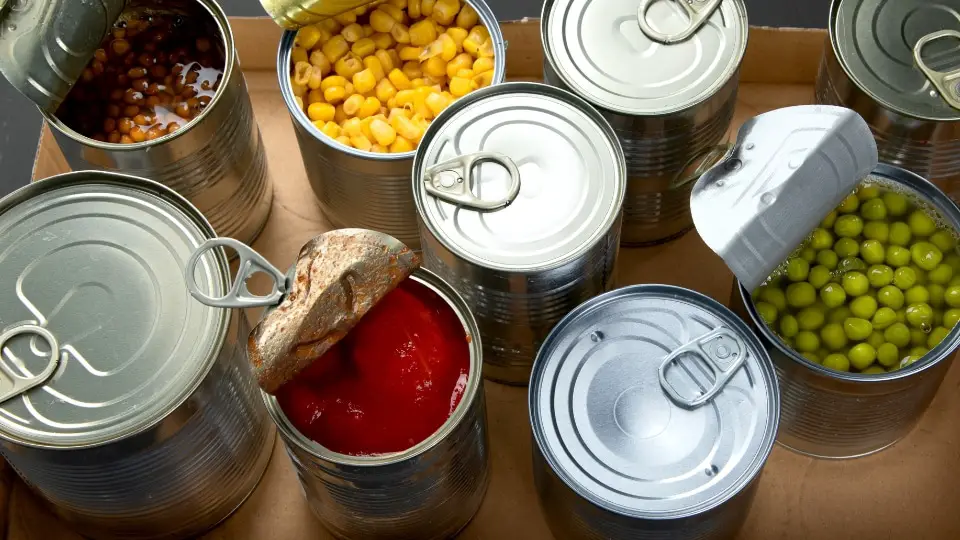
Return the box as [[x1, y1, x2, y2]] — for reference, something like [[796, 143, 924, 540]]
[[259, 0, 375, 30]]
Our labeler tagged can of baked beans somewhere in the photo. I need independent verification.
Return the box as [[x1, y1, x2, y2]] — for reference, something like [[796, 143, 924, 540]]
[[0, 171, 275, 539], [540, 0, 747, 246], [413, 81, 627, 385], [275, 0, 506, 251], [530, 284, 780, 540]]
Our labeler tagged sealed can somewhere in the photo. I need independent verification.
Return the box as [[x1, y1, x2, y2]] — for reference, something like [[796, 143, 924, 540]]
[[412, 82, 626, 385], [0, 171, 275, 539], [541, 0, 747, 245], [276, 0, 506, 251], [530, 284, 780, 540], [816, 0, 960, 203]]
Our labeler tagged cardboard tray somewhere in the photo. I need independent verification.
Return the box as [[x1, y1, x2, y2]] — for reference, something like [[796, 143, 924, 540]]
[[11, 18, 960, 540]]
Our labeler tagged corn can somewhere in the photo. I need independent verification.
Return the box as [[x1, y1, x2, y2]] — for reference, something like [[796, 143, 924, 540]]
[[541, 0, 747, 246], [0, 171, 275, 539], [276, 0, 506, 252], [531, 284, 780, 540], [815, 0, 960, 203]]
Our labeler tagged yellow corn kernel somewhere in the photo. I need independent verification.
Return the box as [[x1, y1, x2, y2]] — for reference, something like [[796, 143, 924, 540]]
[[334, 11, 356, 25], [351, 37, 376, 57], [363, 24, 375, 37], [472, 56, 494, 74], [456, 4, 478, 28], [446, 27, 468, 51], [342, 117, 363, 136], [402, 61, 422, 79], [375, 78, 398, 103], [323, 86, 347, 103], [421, 0, 436, 16], [364, 56, 386, 81], [374, 50, 395, 73], [306, 69, 323, 90], [355, 5, 370, 15], [369, 118, 398, 146], [455, 68, 474, 79], [395, 89, 417, 106], [423, 74, 446, 87], [425, 91, 451, 116], [293, 61, 312, 86], [323, 35, 350, 63], [408, 0, 422, 18], [441, 90, 453, 100], [320, 121, 341, 139], [345, 81, 356, 94], [399, 46, 423, 61], [388, 68, 412, 90], [335, 54, 364, 79], [311, 119, 326, 130], [411, 77, 427, 88], [359, 117, 375, 140], [449, 76, 476, 97], [342, 23, 364, 42], [307, 89, 325, 104], [371, 32, 395, 50], [320, 75, 347, 91], [432, 0, 459, 25], [296, 25, 323, 50], [370, 10, 396, 33], [351, 134, 373, 151], [371, 144, 388, 153], [389, 0, 407, 8], [389, 107, 411, 121], [413, 96, 433, 119], [343, 94, 365, 116], [387, 98, 397, 108], [463, 26, 488, 56], [307, 102, 336, 122], [334, 104, 348, 123], [474, 70, 494, 87], [335, 135, 352, 147], [389, 136, 414, 153], [291, 46, 309, 65], [291, 80, 307, 97], [387, 49, 402, 69], [358, 96, 382, 118], [319, 18, 341, 34], [445, 53, 472, 78], [391, 23, 411, 44], [479, 38, 494, 58], [309, 50, 332, 76], [379, 4, 404, 22], [419, 33, 456, 62], [353, 69, 377, 94], [410, 20, 438, 47], [294, 95, 304, 111], [391, 114, 422, 141]]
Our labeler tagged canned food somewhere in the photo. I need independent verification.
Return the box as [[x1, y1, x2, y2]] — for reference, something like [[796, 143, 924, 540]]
[[530, 284, 780, 540], [0, 171, 275, 539], [276, 0, 506, 251], [816, 0, 960, 203], [26, 0, 274, 245], [412, 82, 626, 385], [541, 0, 747, 245]]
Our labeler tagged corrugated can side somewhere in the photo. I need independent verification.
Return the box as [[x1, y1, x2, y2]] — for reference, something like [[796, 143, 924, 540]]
[[43, 0, 274, 246], [264, 270, 490, 540]]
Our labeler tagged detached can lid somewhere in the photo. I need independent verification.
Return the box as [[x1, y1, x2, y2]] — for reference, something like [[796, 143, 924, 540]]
[[0, 172, 228, 448], [529, 284, 779, 518], [259, 0, 377, 30]]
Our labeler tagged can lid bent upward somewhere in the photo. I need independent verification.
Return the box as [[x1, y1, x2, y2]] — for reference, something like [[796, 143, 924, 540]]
[[259, 0, 376, 29]]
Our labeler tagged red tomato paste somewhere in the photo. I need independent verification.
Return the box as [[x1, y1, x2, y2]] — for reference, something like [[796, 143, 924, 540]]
[[277, 277, 471, 456]]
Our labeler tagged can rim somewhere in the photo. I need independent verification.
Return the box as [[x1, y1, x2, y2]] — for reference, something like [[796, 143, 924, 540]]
[[739, 162, 960, 383], [0, 171, 231, 450], [40, 0, 240, 149], [528, 283, 781, 519], [261, 268, 485, 467]]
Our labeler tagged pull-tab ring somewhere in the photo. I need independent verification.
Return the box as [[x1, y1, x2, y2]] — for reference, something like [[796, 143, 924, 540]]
[[423, 152, 521, 211], [658, 327, 747, 409], [914, 30, 960, 111], [185, 238, 288, 309], [0, 324, 61, 404], [638, 0, 722, 45]]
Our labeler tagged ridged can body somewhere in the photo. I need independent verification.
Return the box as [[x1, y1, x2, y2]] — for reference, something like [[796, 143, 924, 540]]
[[540, 0, 748, 246], [264, 270, 490, 540], [275, 0, 507, 252], [731, 164, 960, 459], [42, 0, 273, 245]]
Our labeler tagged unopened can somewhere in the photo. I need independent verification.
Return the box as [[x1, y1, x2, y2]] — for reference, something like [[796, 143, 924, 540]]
[[815, 0, 960, 203], [530, 284, 780, 540], [276, 0, 506, 251], [0, 171, 275, 539], [731, 163, 960, 459], [541, 0, 747, 245], [413, 82, 626, 385]]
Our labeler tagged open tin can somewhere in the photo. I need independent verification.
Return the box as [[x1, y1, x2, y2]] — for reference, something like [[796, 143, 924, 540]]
[[0, 171, 275, 539], [530, 284, 780, 540]]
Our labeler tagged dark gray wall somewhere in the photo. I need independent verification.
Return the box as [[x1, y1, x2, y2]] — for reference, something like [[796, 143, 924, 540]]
[[0, 0, 830, 196]]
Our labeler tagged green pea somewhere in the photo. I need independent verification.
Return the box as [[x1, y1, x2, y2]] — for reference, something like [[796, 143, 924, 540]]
[[835, 214, 864, 238], [861, 365, 886, 374], [867, 264, 894, 287], [945, 308, 960, 328], [883, 192, 909, 216], [889, 222, 912, 246], [930, 230, 957, 253], [910, 347, 929, 360], [848, 343, 877, 370], [945, 285, 960, 308], [785, 258, 809, 282], [834, 238, 859, 258], [838, 257, 867, 274], [929, 284, 946, 308], [801, 352, 820, 364], [795, 331, 820, 353], [893, 267, 917, 290], [928, 326, 951, 349], [786, 282, 817, 308], [760, 287, 788, 312], [779, 314, 799, 338], [849, 295, 878, 319], [908, 209, 937, 237], [797, 307, 826, 331], [820, 283, 847, 308], [844, 317, 874, 340], [866, 330, 885, 350], [884, 322, 911, 348], [863, 221, 889, 242], [871, 307, 897, 330], [900, 355, 922, 369], [886, 245, 911, 267], [808, 265, 832, 289], [828, 306, 852, 324], [860, 198, 887, 221], [911, 241, 943, 271], [911, 329, 928, 347], [877, 285, 905, 310], [820, 323, 848, 350], [842, 272, 869, 296], [817, 249, 839, 270], [904, 285, 930, 305], [837, 193, 860, 214], [810, 228, 834, 250], [856, 240, 883, 265], [877, 342, 899, 367], [822, 353, 851, 372], [800, 247, 817, 263], [927, 263, 954, 286], [857, 183, 882, 200], [906, 303, 934, 329], [755, 302, 778, 325], [948, 254, 960, 274], [821, 210, 838, 228], [910, 265, 928, 285]]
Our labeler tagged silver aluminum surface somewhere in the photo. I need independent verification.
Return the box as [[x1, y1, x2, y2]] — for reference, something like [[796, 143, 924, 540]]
[[691, 104, 878, 293], [276, 0, 506, 252], [263, 269, 490, 540], [0, 171, 274, 539], [541, 0, 747, 245], [43, 0, 273, 246], [732, 163, 960, 459], [530, 284, 779, 539], [413, 82, 626, 385]]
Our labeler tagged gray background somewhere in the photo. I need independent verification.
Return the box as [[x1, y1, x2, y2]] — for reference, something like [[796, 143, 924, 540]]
[[0, 0, 831, 196]]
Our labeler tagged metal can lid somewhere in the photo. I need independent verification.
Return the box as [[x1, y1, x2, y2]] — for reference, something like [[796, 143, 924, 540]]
[[0, 172, 228, 448], [530, 285, 779, 518], [259, 0, 376, 30], [832, 0, 960, 121], [541, 0, 748, 116], [413, 82, 626, 271]]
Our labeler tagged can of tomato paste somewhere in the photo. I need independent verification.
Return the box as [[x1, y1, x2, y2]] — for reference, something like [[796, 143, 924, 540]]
[[262, 269, 490, 539], [0, 171, 275, 539], [530, 284, 780, 540], [413, 82, 627, 385]]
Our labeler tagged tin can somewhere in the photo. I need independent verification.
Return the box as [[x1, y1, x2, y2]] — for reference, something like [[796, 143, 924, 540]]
[[530, 284, 780, 540], [276, 0, 506, 252], [730, 163, 960, 459], [541, 0, 747, 246], [816, 0, 960, 203], [0, 171, 275, 539], [412, 82, 626, 385]]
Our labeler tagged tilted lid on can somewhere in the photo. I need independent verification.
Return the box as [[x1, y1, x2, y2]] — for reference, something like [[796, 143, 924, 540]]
[[530, 284, 779, 517], [259, 0, 375, 30], [412, 82, 626, 271], [541, 0, 747, 115], [0, 172, 228, 448], [832, 0, 960, 120]]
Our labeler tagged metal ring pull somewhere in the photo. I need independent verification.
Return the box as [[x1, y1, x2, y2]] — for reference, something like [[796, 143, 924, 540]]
[[658, 327, 747, 409], [185, 238, 288, 309], [638, 0, 722, 45], [0, 324, 61, 404], [914, 30, 960, 111], [423, 152, 521, 212]]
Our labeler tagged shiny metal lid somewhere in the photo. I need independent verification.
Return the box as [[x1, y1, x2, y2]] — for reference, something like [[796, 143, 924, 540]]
[[530, 284, 779, 517], [0, 171, 228, 448], [259, 0, 370, 30], [413, 82, 626, 271], [831, 0, 960, 121], [541, 0, 748, 116]]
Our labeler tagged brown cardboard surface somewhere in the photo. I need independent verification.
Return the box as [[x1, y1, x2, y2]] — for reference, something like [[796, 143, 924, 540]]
[[15, 18, 960, 540]]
